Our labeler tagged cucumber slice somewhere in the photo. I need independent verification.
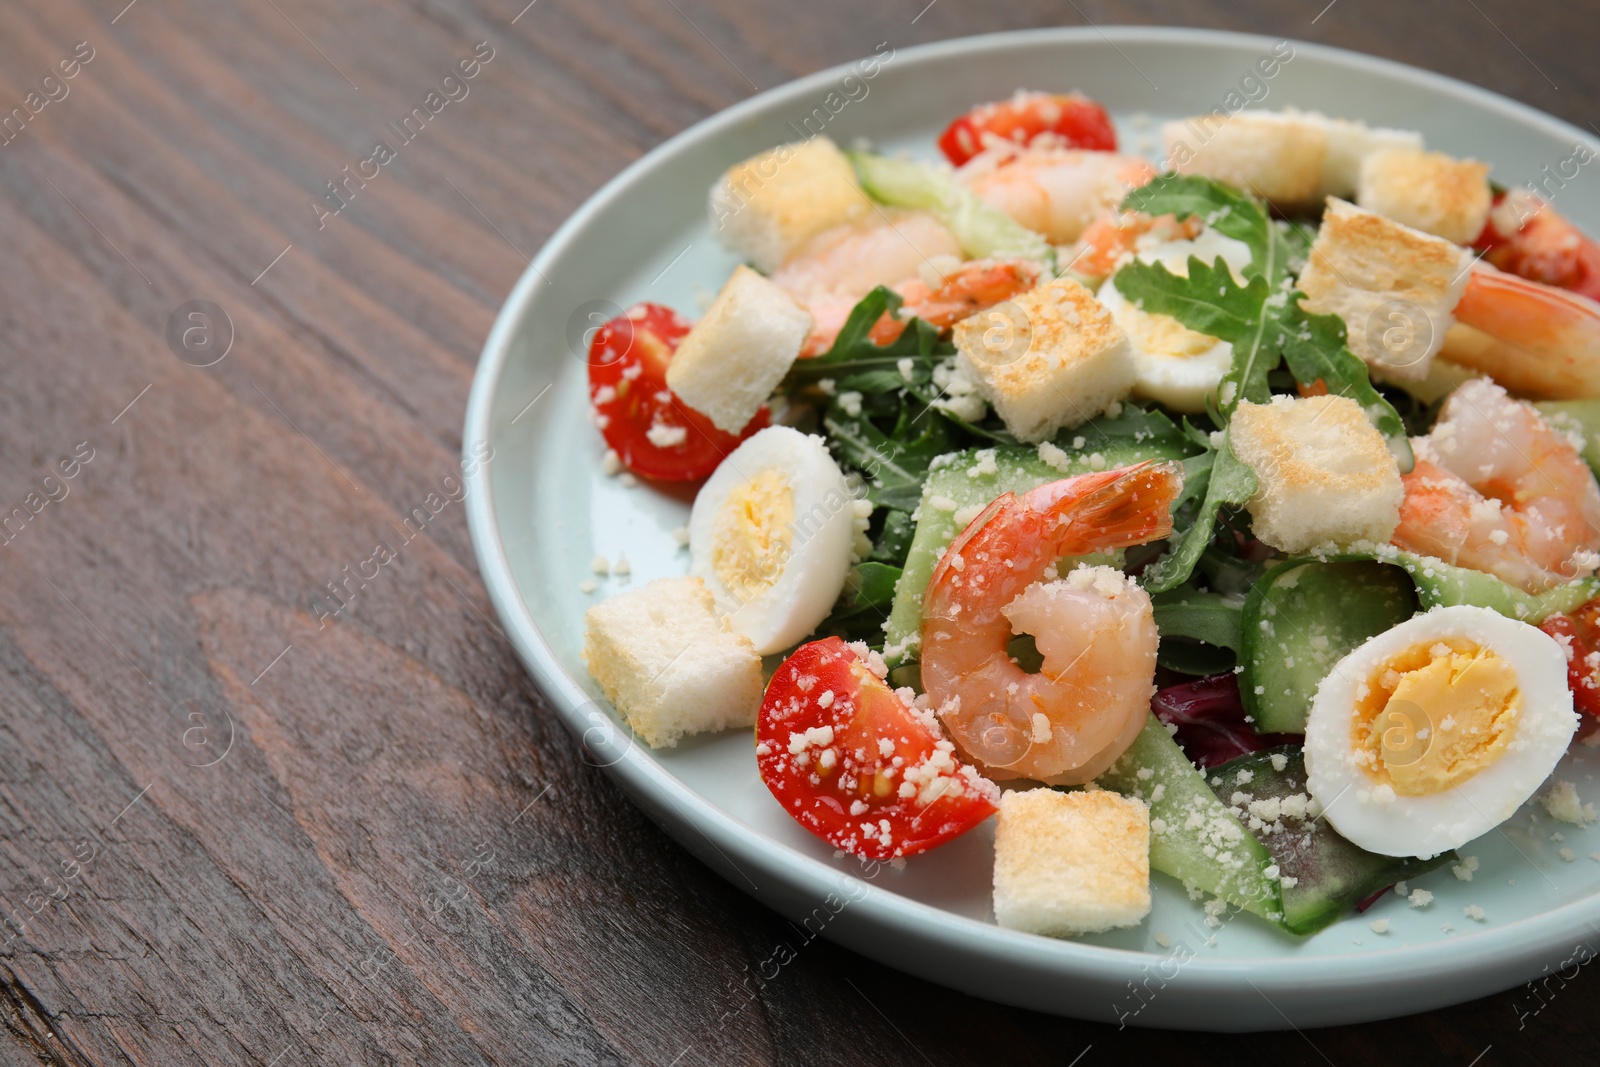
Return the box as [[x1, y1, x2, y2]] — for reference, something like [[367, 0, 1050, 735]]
[[882, 423, 1194, 665], [1240, 559, 1417, 734], [1209, 747, 1454, 935], [1390, 550, 1600, 623], [1098, 714, 1284, 924], [846, 150, 1054, 265], [1534, 400, 1600, 477]]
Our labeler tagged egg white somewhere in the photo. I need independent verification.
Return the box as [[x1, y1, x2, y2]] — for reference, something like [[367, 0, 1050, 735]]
[[1304, 605, 1577, 859], [689, 426, 855, 655], [1098, 230, 1254, 413]]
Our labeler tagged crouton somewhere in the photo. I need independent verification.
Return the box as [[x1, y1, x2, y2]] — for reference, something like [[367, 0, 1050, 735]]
[[1229, 394, 1404, 554], [1297, 198, 1475, 382], [708, 137, 873, 273], [666, 265, 812, 434], [1164, 109, 1426, 208], [582, 576, 764, 749], [1163, 111, 1327, 211], [1322, 118, 1424, 200], [952, 278, 1135, 444], [992, 789, 1151, 937], [1357, 148, 1492, 246]]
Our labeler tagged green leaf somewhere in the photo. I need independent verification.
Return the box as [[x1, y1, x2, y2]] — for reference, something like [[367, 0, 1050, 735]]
[[1115, 257, 1278, 410], [1144, 432, 1257, 594], [1113, 257, 1412, 465], [1118, 172, 1297, 287], [1152, 589, 1244, 651], [815, 562, 904, 644], [1280, 296, 1415, 470], [786, 287, 951, 390], [869, 508, 916, 566]]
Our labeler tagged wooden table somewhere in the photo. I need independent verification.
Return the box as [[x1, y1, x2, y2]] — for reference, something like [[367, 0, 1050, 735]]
[[2, 0, 1595, 1062]]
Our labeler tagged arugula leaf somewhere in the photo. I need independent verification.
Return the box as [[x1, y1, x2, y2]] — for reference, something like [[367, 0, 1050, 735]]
[[1114, 174, 1412, 465], [815, 562, 903, 644], [1279, 297, 1415, 469], [1115, 256, 1277, 409], [1114, 258, 1412, 466], [1119, 173, 1295, 286], [1151, 589, 1244, 650], [786, 287, 950, 388], [1143, 432, 1257, 594], [823, 399, 956, 512]]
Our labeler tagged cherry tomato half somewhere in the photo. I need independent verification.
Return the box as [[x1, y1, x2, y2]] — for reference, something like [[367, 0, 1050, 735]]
[[938, 92, 1117, 167], [586, 303, 767, 481], [1539, 601, 1600, 719], [757, 637, 999, 860], [1474, 193, 1600, 303]]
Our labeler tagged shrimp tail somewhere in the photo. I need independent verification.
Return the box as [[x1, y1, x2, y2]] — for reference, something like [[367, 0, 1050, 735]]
[[1027, 460, 1183, 552]]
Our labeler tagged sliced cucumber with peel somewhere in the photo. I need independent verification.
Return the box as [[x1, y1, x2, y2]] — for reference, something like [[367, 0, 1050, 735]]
[[846, 150, 1054, 266], [1208, 747, 1453, 934], [1535, 399, 1600, 477], [1240, 559, 1417, 734], [1097, 714, 1284, 925]]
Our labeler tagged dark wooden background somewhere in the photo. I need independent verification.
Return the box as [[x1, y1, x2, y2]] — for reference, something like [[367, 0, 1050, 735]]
[[1, 0, 1596, 1063]]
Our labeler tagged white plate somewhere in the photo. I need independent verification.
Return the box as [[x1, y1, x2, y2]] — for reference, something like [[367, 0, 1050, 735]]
[[464, 26, 1600, 1030]]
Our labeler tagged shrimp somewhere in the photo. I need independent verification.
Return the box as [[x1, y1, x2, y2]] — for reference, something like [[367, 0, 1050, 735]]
[[920, 462, 1183, 784], [957, 146, 1157, 245], [1440, 263, 1600, 400], [772, 211, 1041, 354], [1392, 377, 1600, 592], [1477, 190, 1600, 302], [865, 259, 1043, 347], [1065, 210, 1202, 281]]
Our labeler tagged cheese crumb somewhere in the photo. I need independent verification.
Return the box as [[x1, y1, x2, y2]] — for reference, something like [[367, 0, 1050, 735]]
[[1154, 931, 1172, 949], [1451, 855, 1479, 881], [579, 579, 598, 594], [1408, 889, 1433, 908], [591, 554, 610, 576], [1560, 847, 1577, 862], [1463, 904, 1486, 922], [612, 554, 631, 577], [601, 449, 622, 476], [1369, 919, 1389, 934], [1539, 780, 1597, 826], [672, 525, 691, 548], [1269, 753, 1288, 772]]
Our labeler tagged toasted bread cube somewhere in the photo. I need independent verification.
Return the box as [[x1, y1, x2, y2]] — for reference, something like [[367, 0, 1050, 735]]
[[708, 137, 872, 273], [1357, 148, 1492, 246], [582, 576, 763, 749], [1297, 198, 1474, 382], [1163, 111, 1327, 211], [1322, 117, 1424, 199], [993, 789, 1151, 937], [1165, 110, 1426, 208], [1229, 395, 1403, 554], [666, 265, 812, 434], [952, 278, 1135, 444]]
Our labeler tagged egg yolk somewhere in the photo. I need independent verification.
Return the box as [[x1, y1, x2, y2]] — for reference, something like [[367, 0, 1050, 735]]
[[1350, 639, 1521, 796], [711, 469, 793, 600], [1110, 301, 1219, 360]]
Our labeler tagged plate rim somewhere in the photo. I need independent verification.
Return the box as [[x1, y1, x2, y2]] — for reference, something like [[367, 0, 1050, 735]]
[[464, 23, 1600, 1016]]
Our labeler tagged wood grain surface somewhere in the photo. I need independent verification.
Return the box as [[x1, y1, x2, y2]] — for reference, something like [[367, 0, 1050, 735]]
[[1, 0, 1597, 1063]]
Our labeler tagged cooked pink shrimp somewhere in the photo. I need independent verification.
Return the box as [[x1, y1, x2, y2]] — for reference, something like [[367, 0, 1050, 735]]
[[772, 211, 1043, 355], [957, 146, 1157, 245], [1064, 210, 1202, 281], [920, 462, 1182, 784], [1393, 378, 1600, 592], [1441, 263, 1600, 399], [772, 210, 961, 351]]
